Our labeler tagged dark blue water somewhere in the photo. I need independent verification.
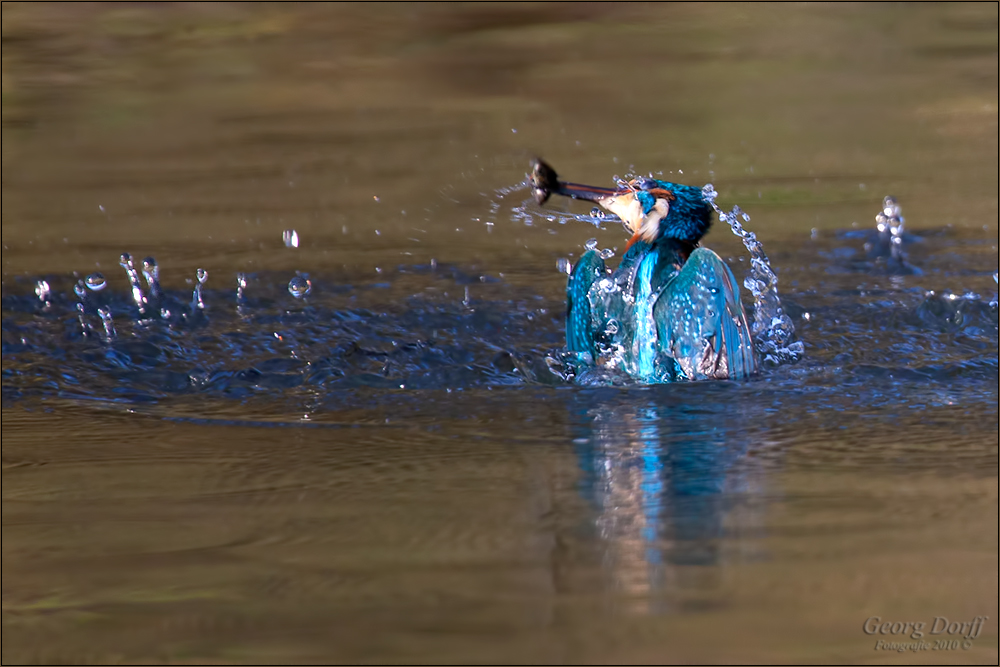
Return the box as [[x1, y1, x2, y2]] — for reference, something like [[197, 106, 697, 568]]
[[2, 3, 997, 662], [3, 203, 996, 442]]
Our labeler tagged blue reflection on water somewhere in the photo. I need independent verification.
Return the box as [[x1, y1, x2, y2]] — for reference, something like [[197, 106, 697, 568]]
[[570, 392, 766, 608]]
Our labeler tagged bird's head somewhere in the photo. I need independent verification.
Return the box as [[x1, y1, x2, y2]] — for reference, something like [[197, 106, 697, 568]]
[[599, 177, 713, 250], [528, 158, 714, 249]]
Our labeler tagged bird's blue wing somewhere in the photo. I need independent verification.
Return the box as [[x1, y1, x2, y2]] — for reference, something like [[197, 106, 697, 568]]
[[566, 250, 606, 357], [653, 247, 758, 380]]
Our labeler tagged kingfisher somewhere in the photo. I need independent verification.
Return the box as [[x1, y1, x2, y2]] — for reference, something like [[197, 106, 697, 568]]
[[531, 158, 758, 383]]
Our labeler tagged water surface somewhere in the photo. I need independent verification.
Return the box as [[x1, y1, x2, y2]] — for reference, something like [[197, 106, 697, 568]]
[[2, 3, 998, 664]]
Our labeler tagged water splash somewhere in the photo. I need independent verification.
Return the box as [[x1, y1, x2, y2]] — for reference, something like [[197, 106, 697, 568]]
[[34, 280, 51, 309], [702, 184, 803, 365], [237, 272, 248, 303], [487, 177, 531, 226], [142, 257, 161, 299], [864, 196, 919, 274], [74, 280, 91, 335], [192, 268, 208, 311], [283, 229, 299, 248], [876, 196, 904, 239], [97, 306, 117, 340], [119, 253, 147, 315]]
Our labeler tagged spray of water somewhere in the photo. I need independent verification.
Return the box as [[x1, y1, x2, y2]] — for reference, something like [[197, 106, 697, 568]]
[[702, 184, 803, 365], [97, 306, 117, 340], [34, 280, 51, 310], [119, 253, 147, 316], [192, 268, 208, 312], [74, 280, 91, 335], [142, 257, 161, 300]]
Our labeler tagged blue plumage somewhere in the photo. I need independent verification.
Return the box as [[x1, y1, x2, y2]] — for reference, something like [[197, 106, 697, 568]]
[[530, 158, 758, 383]]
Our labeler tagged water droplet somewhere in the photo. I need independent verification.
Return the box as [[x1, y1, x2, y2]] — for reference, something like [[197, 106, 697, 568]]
[[556, 258, 572, 275], [585, 238, 599, 251], [35, 280, 51, 302], [85, 272, 107, 291], [140, 256, 161, 298], [599, 248, 615, 260], [74, 280, 87, 298], [705, 184, 798, 359], [605, 319, 619, 335], [373, 195, 380, 202], [97, 306, 116, 339], [288, 275, 312, 298], [119, 252, 147, 314], [191, 269, 207, 311], [236, 272, 248, 303], [282, 229, 299, 248]]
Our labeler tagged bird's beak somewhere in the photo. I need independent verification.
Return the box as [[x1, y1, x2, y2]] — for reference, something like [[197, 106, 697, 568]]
[[530, 158, 670, 248], [530, 158, 623, 206]]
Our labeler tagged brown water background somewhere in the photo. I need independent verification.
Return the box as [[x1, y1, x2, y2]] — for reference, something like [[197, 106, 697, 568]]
[[2, 3, 998, 664]]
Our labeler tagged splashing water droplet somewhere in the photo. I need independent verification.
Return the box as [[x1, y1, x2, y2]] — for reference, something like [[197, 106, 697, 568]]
[[141, 256, 160, 298], [35, 280, 51, 303], [119, 252, 147, 314], [875, 195, 905, 238], [236, 272, 248, 302], [288, 275, 312, 298], [702, 184, 800, 364], [74, 280, 91, 334], [599, 247, 615, 260], [192, 269, 207, 310], [85, 272, 107, 291], [605, 319, 619, 336], [556, 258, 572, 275], [585, 238, 599, 251], [282, 229, 299, 248], [97, 306, 116, 339]]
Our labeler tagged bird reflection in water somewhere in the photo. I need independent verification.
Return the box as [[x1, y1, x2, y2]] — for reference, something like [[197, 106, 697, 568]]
[[569, 395, 768, 614]]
